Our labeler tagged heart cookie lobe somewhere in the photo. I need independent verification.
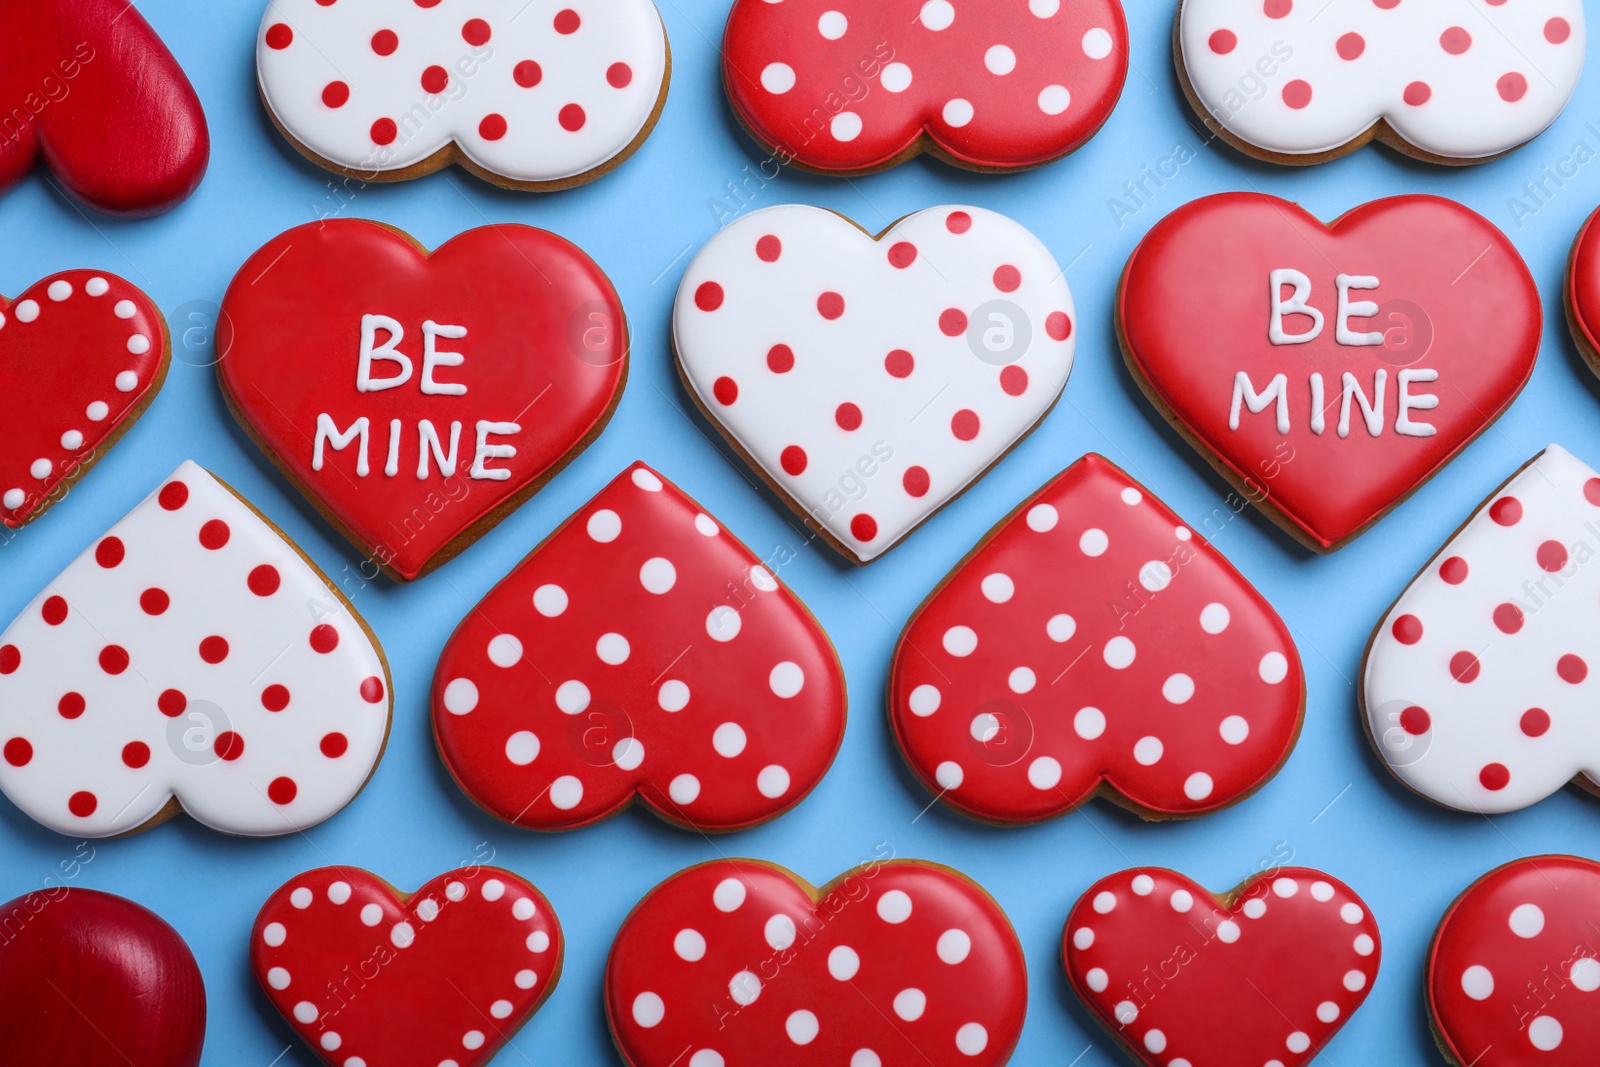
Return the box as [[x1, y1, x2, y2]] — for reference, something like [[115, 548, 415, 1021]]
[[1428, 855, 1600, 1066], [217, 219, 628, 581], [722, 0, 1128, 174], [432, 462, 846, 832], [607, 859, 1026, 1066], [1064, 867, 1381, 1066], [1364, 445, 1600, 813], [252, 866, 562, 1067], [891, 453, 1302, 823], [0, 462, 391, 838], [1565, 204, 1600, 378], [0, 270, 169, 528], [675, 204, 1075, 563], [1119, 193, 1538, 551]]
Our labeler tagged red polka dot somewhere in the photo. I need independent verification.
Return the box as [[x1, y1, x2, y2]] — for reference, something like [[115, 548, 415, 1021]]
[[140, 588, 169, 615], [1440, 556, 1469, 584], [835, 403, 862, 431], [1493, 603, 1523, 634], [200, 520, 231, 549], [903, 467, 930, 497], [781, 446, 808, 476], [268, 777, 298, 805], [99, 646, 129, 675], [1450, 651, 1480, 683], [1490, 497, 1522, 525], [1537, 540, 1568, 572], [322, 81, 350, 108], [1282, 80, 1312, 109], [371, 118, 397, 145], [159, 481, 188, 510], [265, 23, 293, 49], [1209, 30, 1237, 54], [993, 265, 1021, 292], [1046, 312, 1072, 341], [480, 113, 508, 140], [885, 350, 914, 378], [1403, 81, 1432, 106], [756, 235, 782, 262], [939, 309, 968, 337], [245, 566, 280, 598], [559, 103, 586, 131], [1264, 0, 1291, 17], [850, 515, 878, 542], [1521, 708, 1551, 737], [421, 65, 449, 94], [888, 242, 918, 269], [58, 692, 85, 719], [1391, 614, 1423, 644], [310, 625, 340, 654], [462, 18, 491, 45], [361, 676, 385, 704], [1558, 654, 1587, 684], [713, 377, 739, 405], [215, 731, 244, 761], [96, 537, 125, 567], [262, 685, 290, 712], [1585, 478, 1600, 506], [767, 344, 794, 373], [1336, 32, 1365, 60], [695, 282, 724, 312], [946, 211, 972, 234], [41, 596, 67, 626], [1498, 73, 1528, 102], [1399, 706, 1431, 735], [514, 60, 543, 88], [1373, 0, 1399, 8], [817, 292, 845, 320], [1479, 763, 1510, 791], [0, 645, 17, 674], [554, 8, 580, 33], [951, 409, 980, 441], [4, 738, 31, 767], [68, 792, 97, 818], [1547, 18, 1572, 44], [608, 62, 633, 88], [158, 689, 186, 717], [200, 636, 229, 664], [1000, 366, 1028, 396], [321, 733, 349, 758], [122, 742, 150, 769], [371, 29, 398, 56], [1440, 27, 1471, 54]]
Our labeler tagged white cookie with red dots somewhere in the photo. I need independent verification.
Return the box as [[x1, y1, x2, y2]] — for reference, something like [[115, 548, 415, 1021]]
[[256, 0, 670, 190], [1363, 445, 1600, 813], [0, 461, 391, 838], [1178, 0, 1585, 164], [674, 204, 1076, 564]]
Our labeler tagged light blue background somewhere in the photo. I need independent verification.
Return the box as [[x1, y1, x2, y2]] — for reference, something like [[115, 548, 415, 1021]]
[[3, 1, 1599, 1063]]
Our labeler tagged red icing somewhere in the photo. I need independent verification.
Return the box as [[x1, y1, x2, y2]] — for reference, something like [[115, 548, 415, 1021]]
[[216, 220, 627, 581], [1120, 193, 1539, 550], [1563, 204, 1600, 374]]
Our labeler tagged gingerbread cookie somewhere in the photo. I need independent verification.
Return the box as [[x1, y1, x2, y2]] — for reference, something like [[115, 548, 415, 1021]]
[[1363, 445, 1600, 813], [607, 858, 1026, 1066], [433, 462, 845, 832], [1119, 192, 1539, 552], [675, 204, 1075, 564], [1, 270, 169, 528], [1177, 0, 1585, 165], [1428, 855, 1600, 1066], [217, 218, 628, 582], [257, 0, 669, 191], [0, 462, 391, 837], [722, 0, 1127, 175], [252, 865, 561, 1067], [0, 887, 205, 1067], [1064, 866, 1381, 1066], [1564, 203, 1600, 378], [891, 454, 1302, 823]]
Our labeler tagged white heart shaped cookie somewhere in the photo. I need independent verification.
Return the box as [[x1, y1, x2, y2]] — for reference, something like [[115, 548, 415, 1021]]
[[674, 204, 1076, 563]]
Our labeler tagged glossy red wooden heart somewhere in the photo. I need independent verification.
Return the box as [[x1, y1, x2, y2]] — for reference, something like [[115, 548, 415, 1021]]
[[0, 886, 205, 1066], [607, 859, 1027, 1066], [251, 865, 562, 1067], [891, 453, 1303, 823], [217, 219, 628, 581], [1064, 866, 1381, 1066], [0, 270, 168, 528], [1120, 193, 1539, 551], [433, 462, 845, 832], [1428, 855, 1600, 1066], [0, 0, 208, 215]]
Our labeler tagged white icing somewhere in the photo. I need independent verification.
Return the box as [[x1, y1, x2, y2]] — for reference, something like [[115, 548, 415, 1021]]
[[1229, 371, 1288, 433], [1268, 268, 1322, 344]]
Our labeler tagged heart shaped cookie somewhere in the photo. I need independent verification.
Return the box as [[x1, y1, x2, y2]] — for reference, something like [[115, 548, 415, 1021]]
[[252, 866, 562, 1067], [1565, 203, 1600, 377], [891, 453, 1302, 823], [675, 204, 1075, 563], [1, 270, 168, 528], [1428, 855, 1600, 1066], [607, 858, 1026, 1066], [217, 219, 628, 581], [433, 462, 845, 832], [1119, 193, 1539, 551], [1064, 866, 1381, 1066], [0, 461, 390, 838], [722, 0, 1127, 174], [1363, 444, 1600, 813], [0, 887, 205, 1067], [0, 0, 208, 215]]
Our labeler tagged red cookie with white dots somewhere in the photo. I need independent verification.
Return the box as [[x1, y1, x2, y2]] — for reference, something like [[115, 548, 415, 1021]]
[[433, 462, 845, 832], [1428, 855, 1600, 1066], [722, 0, 1128, 175], [1, 270, 169, 528], [891, 453, 1303, 824], [607, 858, 1027, 1066], [257, 0, 670, 191], [252, 865, 562, 1067], [674, 204, 1076, 564], [0, 461, 391, 838], [1177, 0, 1585, 165], [1363, 444, 1600, 814], [1064, 866, 1381, 1067]]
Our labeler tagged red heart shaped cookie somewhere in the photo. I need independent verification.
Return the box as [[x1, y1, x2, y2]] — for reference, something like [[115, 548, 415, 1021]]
[[433, 462, 845, 832], [1064, 866, 1381, 1066], [217, 219, 628, 581], [0, 0, 208, 215], [1428, 855, 1600, 1066], [607, 859, 1026, 1066], [1120, 193, 1539, 551], [1, 270, 168, 528], [722, 0, 1128, 174], [891, 454, 1302, 823], [252, 865, 562, 1067], [0, 887, 205, 1066]]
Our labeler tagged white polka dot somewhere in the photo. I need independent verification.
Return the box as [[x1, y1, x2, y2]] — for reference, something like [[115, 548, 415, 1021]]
[[487, 633, 522, 667], [60, 430, 83, 450], [909, 684, 941, 716], [1344, 969, 1367, 992], [1244, 898, 1267, 919], [1529, 1015, 1563, 1051], [669, 774, 701, 805], [29, 458, 50, 480], [757, 764, 790, 797], [970, 713, 999, 744], [1085, 967, 1108, 991], [1134, 736, 1163, 765], [1317, 1001, 1340, 1023], [515, 969, 537, 988], [831, 112, 862, 142], [1311, 881, 1335, 902], [268, 966, 291, 989], [1220, 716, 1250, 744], [1083, 27, 1114, 58], [86, 401, 109, 421], [877, 889, 912, 923], [1139, 561, 1173, 591], [659, 680, 690, 712], [489, 999, 513, 1020], [981, 573, 1014, 602], [512, 898, 536, 921], [935, 761, 964, 789], [15, 300, 38, 322], [1162, 673, 1194, 703], [1341, 902, 1365, 925], [532, 584, 567, 616], [712, 723, 746, 758], [937, 928, 971, 964], [707, 606, 741, 641], [984, 45, 1016, 75], [1114, 1001, 1138, 1025], [1184, 772, 1214, 800], [1273, 878, 1299, 898], [86, 277, 109, 296], [770, 661, 804, 697], [828, 945, 860, 980], [850, 1051, 879, 1067], [765, 914, 797, 951], [748, 565, 776, 591], [360, 904, 382, 926], [482, 880, 505, 901], [290, 887, 313, 909], [714, 879, 746, 911], [1200, 603, 1230, 633], [943, 98, 974, 127], [555, 680, 590, 714], [1175, 526, 1193, 540], [597, 632, 630, 664], [505, 731, 540, 766], [1259, 651, 1289, 683], [391, 921, 415, 949], [1355, 934, 1375, 955], [881, 62, 912, 92], [674, 929, 705, 961], [443, 677, 479, 714], [1216, 920, 1240, 943], [127, 334, 150, 355], [549, 775, 583, 810], [1047, 614, 1076, 642], [1093, 891, 1117, 914], [1131, 875, 1154, 896], [943, 626, 978, 656], [587, 509, 621, 542], [328, 881, 351, 904], [1571, 957, 1600, 991], [1028, 756, 1062, 790], [527, 930, 550, 952], [1145, 1030, 1168, 1053], [446, 882, 466, 902], [613, 737, 645, 771], [1008, 666, 1036, 693], [1027, 504, 1058, 531], [786, 1009, 819, 1045], [1073, 927, 1094, 950], [1074, 706, 1106, 740], [1104, 636, 1135, 668], [1170, 890, 1193, 913], [1511, 903, 1545, 938], [639, 557, 677, 594], [113, 299, 135, 319], [263, 922, 287, 946], [1079, 528, 1109, 555], [632, 992, 665, 1027], [760, 62, 795, 93], [920, 0, 954, 30], [893, 988, 926, 1021], [818, 10, 847, 38], [955, 1023, 988, 1055], [1036, 84, 1072, 116], [1286, 1032, 1311, 1054], [293, 1000, 317, 1023]]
